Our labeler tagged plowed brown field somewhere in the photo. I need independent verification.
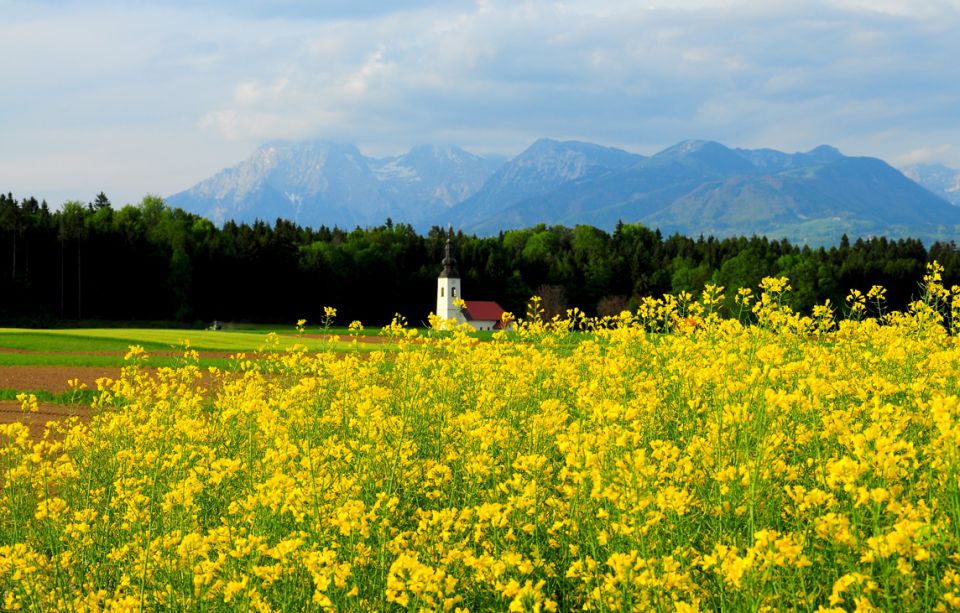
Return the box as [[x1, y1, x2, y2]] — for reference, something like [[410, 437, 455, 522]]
[[0, 400, 90, 440], [0, 336, 391, 441], [0, 365, 122, 393]]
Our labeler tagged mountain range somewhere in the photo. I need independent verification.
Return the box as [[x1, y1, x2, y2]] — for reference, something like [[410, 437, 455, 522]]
[[901, 163, 960, 207], [167, 138, 960, 246]]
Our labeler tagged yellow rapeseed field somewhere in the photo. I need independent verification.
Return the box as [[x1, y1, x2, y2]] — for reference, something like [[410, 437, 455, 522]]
[[2, 263, 960, 611]]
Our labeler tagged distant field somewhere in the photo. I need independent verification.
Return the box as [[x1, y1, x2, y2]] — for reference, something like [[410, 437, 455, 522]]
[[0, 327, 380, 368]]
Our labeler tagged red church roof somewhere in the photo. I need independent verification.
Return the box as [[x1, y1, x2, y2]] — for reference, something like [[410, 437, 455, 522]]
[[463, 300, 507, 323]]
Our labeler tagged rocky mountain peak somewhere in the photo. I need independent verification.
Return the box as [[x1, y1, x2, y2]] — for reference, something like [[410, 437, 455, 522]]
[[168, 137, 960, 245]]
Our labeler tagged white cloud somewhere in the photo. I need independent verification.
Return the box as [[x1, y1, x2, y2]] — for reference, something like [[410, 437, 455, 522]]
[[895, 145, 956, 166], [2, 0, 960, 205], [830, 0, 960, 18]]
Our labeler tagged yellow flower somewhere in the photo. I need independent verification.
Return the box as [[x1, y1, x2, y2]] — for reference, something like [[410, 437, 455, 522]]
[[15, 392, 38, 413]]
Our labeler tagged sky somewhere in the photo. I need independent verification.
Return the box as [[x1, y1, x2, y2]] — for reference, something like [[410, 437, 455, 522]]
[[2, 0, 959, 207]]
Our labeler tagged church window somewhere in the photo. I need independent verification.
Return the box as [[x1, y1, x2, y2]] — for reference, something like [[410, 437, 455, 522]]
[[441, 287, 444, 297], [452, 287, 458, 298]]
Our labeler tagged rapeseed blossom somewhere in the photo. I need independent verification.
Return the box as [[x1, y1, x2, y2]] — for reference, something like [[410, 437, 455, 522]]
[[1, 263, 959, 610]]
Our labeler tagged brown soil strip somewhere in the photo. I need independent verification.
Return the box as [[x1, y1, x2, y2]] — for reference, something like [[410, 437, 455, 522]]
[[0, 366, 122, 393], [0, 400, 90, 441]]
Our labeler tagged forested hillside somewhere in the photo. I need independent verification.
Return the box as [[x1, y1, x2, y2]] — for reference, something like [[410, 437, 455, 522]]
[[2, 192, 959, 326]]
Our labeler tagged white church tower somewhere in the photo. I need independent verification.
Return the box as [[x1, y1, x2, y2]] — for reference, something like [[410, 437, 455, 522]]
[[436, 233, 465, 324]]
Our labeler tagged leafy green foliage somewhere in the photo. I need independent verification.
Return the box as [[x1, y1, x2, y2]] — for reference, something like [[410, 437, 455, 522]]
[[1, 193, 959, 325]]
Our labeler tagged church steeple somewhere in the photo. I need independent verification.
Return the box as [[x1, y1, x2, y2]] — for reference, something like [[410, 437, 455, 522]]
[[439, 234, 459, 279], [436, 228, 463, 324]]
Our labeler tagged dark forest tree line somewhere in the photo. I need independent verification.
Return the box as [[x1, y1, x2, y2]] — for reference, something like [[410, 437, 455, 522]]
[[2, 192, 960, 326]]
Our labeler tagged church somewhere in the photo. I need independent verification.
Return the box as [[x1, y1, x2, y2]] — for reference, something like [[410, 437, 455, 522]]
[[435, 235, 512, 331]]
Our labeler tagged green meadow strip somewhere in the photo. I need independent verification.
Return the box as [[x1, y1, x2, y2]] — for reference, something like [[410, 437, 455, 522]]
[[0, 328, 384, 357], [0, 388, 98, 405]]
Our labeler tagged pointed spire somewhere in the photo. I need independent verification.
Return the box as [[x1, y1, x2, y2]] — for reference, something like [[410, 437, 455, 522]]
[[440, 226, 459, 279]]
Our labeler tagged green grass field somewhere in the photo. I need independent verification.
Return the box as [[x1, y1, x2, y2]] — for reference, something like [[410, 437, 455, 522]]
[[0, 327, 375, 355], [0, 387, 98, 405], [0, 327, 386, 371]]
